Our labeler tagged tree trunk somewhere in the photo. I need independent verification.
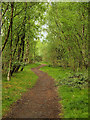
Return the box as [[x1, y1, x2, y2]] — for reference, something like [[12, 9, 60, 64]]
[[7, 3, 14, 81]]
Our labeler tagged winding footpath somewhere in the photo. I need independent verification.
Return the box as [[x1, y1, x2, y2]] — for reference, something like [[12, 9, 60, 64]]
[[4, 65, 61, 118]]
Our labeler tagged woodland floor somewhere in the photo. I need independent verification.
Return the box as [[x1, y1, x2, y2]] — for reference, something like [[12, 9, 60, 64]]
[[3, 64, 61, 118]]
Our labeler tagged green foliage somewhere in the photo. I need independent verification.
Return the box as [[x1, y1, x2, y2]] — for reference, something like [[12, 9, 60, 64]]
[[1, 2, 88, 118], [56, 72, 88, 89], [35, 55, 42, 62], [40, 66, 88, 118], [41, 2, 88, 70], [2, 2, 48, 76], [2, 63, 40, 116], [12, 61, 25, 67]]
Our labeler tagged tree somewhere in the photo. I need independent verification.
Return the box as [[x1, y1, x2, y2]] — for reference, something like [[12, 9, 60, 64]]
[[2, 2, 48, 80], [42, 2, 88, 70]]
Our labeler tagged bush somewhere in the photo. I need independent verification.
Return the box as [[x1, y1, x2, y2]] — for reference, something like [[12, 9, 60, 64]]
[[56, 72, 88, 89]]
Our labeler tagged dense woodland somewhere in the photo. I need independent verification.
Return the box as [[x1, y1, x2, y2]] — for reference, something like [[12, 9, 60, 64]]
[[2, 2, 47, 80], [1, 2, 88, 118], [41, 2, 88, 69], [2, 2, 88, 81]]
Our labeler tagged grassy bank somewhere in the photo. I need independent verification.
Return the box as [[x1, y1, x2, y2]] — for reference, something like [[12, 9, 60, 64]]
[[2, 63, 40, 116], [40, 66, 88, 118]]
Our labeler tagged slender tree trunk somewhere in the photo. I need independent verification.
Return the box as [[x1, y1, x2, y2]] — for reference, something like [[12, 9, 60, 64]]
[[25, 40, 29, 63], [15, 3, 27, 72], [7, 3, 14, 81], [2, 3, 9, 17]]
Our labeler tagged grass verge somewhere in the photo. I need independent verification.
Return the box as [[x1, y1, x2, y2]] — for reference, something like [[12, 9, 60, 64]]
[[2, 63, 40, 116], [40, 66, 88, 118]]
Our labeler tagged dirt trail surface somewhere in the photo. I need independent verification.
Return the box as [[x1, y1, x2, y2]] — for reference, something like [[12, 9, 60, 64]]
[[4, 64, 61, 118]]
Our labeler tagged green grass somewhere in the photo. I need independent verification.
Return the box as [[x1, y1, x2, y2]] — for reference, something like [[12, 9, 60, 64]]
[[36, 61, 49, 65], [40, 66, 88, 118], [2, 63, 40, 116]]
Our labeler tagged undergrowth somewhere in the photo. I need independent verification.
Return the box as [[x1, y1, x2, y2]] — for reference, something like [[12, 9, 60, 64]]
[[40, 66, 88, 118]]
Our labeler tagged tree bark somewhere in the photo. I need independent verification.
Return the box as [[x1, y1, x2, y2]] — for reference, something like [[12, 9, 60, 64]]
[[7, 2, 14, 81]]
